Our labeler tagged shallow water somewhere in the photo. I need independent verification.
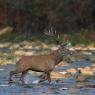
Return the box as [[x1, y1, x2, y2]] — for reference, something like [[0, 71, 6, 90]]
[[0, 61, 95, 95]]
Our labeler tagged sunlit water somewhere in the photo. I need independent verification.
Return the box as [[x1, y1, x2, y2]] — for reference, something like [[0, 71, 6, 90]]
[[0, 61, 95, 95]]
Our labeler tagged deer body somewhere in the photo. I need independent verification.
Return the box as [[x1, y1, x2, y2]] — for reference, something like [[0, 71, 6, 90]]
[[9, 45, 71, 83]]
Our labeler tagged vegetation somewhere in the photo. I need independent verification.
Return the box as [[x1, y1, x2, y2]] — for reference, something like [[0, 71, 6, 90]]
[[0, 0, 95, 45]]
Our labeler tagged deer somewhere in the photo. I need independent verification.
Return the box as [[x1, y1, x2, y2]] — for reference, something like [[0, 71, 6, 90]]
[[9, 43, 72, 84]]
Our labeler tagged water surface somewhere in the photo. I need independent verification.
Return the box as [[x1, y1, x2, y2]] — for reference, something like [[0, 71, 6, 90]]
[[0, 61, 95, 95]]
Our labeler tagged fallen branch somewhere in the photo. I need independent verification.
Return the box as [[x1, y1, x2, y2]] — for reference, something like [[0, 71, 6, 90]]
[[0, 26, 13, 36]]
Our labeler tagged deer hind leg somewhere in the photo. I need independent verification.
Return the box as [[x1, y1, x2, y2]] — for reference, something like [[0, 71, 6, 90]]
[[9, 70, 20, 82]]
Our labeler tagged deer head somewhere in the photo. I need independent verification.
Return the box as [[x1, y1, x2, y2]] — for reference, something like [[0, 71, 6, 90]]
[[58, 42, 72, 56]]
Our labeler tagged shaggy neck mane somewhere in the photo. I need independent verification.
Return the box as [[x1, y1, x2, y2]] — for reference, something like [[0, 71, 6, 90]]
[[50, 49, 63, 65]]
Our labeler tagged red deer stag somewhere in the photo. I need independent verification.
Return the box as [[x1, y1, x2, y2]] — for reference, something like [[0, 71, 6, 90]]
[[9, 44, 72, 83]]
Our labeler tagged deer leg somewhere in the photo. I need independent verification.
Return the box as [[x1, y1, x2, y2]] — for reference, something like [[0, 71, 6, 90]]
[[47, 72, 51, 83], [20, 70, 28, 84], [39, 72, 47, 83], [9, 70, 21, 83], [39, 72, 51, 83]]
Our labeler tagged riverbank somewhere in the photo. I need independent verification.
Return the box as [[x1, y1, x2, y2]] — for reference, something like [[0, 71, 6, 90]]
[[0, 42, 95, 81]]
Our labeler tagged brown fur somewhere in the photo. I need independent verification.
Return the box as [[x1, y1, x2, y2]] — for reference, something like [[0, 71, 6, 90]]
[[9, 45, 71, 83]]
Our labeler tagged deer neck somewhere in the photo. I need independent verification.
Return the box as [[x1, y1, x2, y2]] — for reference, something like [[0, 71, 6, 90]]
[[51, 50, 63, 65]]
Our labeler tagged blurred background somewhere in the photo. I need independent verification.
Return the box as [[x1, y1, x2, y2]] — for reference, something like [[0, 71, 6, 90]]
[[0, 0, 95, 45]]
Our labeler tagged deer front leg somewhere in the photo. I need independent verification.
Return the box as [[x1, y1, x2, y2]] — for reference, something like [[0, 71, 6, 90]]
[[39, 72, 51, 83], [39, 72, 47, 83], [47, 72, 51, 83]]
